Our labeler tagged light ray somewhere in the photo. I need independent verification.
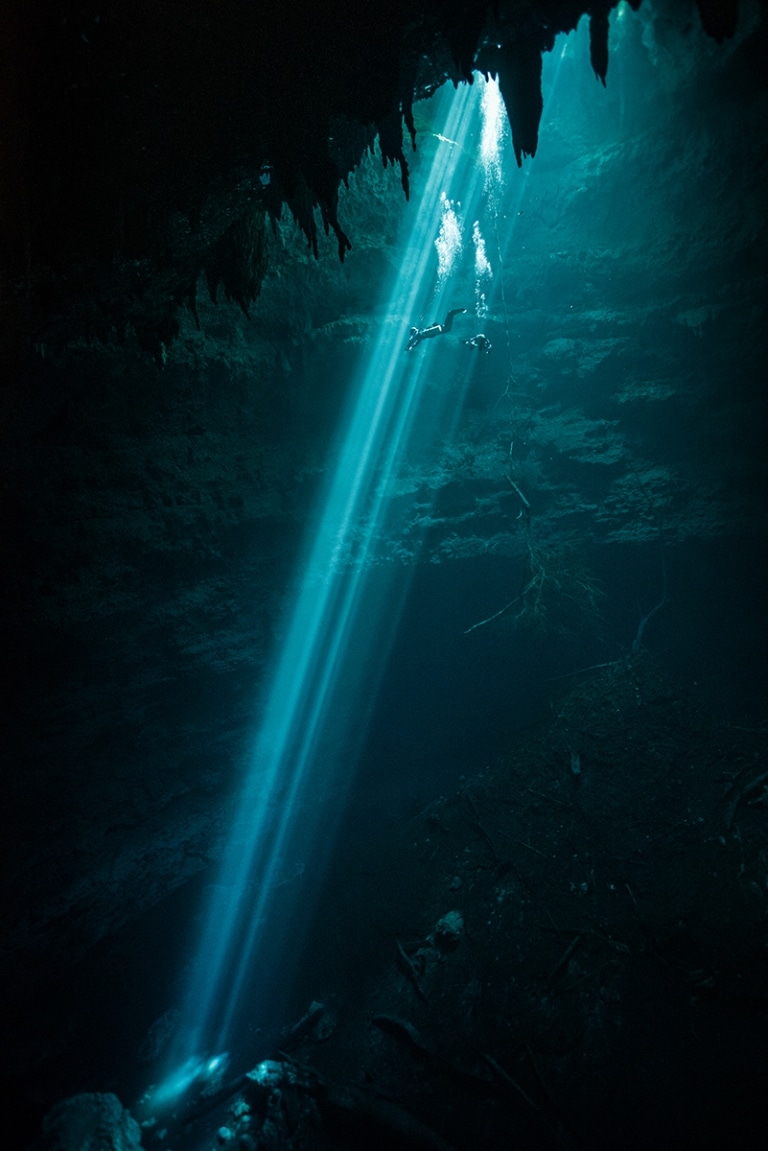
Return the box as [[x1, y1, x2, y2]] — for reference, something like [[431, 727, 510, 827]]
[[488, 29, 574, 281], [152, 79, 496, 1104]]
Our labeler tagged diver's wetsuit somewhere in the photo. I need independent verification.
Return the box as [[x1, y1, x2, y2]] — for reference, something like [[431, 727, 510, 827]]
[[405, 308, 467, 351]]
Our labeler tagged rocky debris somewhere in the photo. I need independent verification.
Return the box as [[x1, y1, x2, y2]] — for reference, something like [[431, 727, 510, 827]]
[[143, 1050, 460, 1151], [33, 1093, 143, 1151]]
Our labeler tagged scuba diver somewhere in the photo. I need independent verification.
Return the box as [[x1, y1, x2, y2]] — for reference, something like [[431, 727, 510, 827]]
[[463, 333, 493, 354], [405, 308, 467, 351]]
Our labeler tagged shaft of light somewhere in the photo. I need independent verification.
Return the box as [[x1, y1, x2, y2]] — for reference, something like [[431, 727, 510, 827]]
[[156, 80, 495, 1094]]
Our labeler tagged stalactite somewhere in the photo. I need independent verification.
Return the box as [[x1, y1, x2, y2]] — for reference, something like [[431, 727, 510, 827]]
[[479, 37, 545, 167], [695, 0, 740, 42], [443, 1, 488, 83], [377, 107, 411, 200], [204, 205, 268, 316], [589, 3, 611, 85], [304, 149, 353, 261]]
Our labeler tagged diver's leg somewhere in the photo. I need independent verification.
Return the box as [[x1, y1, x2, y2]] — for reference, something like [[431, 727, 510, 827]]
[[441, 307, 467, 332]]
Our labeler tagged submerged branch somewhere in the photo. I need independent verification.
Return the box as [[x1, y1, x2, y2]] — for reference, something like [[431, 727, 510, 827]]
[[632, 549, 669, 653], [464, 576, 538, 634]]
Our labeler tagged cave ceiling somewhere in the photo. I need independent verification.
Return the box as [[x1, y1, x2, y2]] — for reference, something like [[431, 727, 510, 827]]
[[0, 0, 747, 358]]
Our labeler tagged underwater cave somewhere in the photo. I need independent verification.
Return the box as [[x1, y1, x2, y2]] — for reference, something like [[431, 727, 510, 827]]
[[2, 1, 768, 1149]]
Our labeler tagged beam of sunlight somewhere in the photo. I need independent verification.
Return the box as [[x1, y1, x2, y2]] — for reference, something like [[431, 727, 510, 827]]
[[463, 28, 576, 392], [147, 77, 513, 1111], [488, 28, 577, 288]]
